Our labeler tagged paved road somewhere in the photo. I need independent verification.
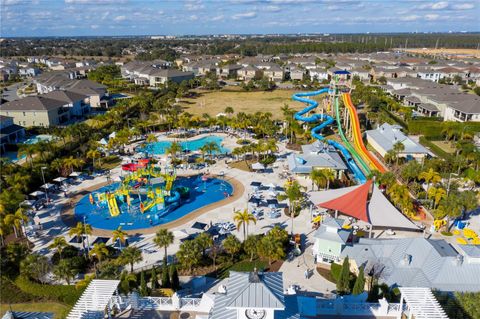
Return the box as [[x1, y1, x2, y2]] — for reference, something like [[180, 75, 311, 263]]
[[2, 81, 24, 101]]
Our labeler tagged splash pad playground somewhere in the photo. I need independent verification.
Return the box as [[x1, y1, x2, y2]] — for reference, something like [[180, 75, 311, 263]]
[[74, 159, 233, 230]]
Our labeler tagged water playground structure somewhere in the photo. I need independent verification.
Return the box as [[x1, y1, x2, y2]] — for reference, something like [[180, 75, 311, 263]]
[[90, 160, 184, 217], [293, 71, 387, 184], [76, 159, 234, 231]]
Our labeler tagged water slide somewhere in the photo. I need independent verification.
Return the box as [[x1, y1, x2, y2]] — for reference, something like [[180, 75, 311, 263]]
[[293, 88, 367, 183], [107, 193, 120, 216], [342, 93, 387, 173]]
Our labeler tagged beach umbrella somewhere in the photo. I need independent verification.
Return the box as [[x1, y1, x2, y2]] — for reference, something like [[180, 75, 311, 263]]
[[21, 199, 36, 207], [53, 177, 67, 183], [70, 171, 81, 177], [251, 162, 265, 170], [41, 183, 55, 190]]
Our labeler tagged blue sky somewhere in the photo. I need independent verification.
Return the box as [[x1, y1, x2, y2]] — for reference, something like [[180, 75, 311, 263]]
[[1, 0, 479, 37]]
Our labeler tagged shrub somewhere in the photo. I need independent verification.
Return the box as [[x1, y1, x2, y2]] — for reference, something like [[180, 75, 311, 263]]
[[14, 275, 84, 306], [330, 263, 342, 282], [0, 276, 35, 303]]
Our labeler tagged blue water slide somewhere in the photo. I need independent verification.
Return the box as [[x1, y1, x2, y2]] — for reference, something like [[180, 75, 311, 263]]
[[165, 190, 180, 204], [292, 89, 367, 184]]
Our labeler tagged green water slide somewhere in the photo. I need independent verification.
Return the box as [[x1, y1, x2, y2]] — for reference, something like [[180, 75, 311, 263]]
[[334, 97, 371, 175]]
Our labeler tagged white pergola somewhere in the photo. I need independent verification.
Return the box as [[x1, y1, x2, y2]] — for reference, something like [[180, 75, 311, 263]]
[[398, 287, 449, 319], [67, 280, 120, 319]]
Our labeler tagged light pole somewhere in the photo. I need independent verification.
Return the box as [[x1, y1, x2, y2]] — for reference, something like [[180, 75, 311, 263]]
[[40, 166, 49, 203], [83, 215, 90, 255]]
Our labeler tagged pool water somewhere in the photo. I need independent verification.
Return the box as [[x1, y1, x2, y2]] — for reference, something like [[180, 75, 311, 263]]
[[74, 175, 233, 230], [143, 135, 230, 155]]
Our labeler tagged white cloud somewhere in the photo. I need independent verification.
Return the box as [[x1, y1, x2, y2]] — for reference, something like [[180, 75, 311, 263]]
[[400, 15, 420, 21], [113, 15, 126, 22], [233, 11, 257, 19], [265, 5, 281, 12], [452, 3, 474, 10], [101, 11, 109, 20], [189, 14, 198, 21], [1, 0, 22, 5], [91, 24, 99, 29], [424, 13, 440, 20], [418, 1, 449, 10], [185, 0, 204, 11], [210, 15, 224, 21], [326, 5, 340, 11]]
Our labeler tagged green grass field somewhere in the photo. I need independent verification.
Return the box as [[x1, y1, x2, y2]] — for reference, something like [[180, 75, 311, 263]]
[[1, 303, 70, 318], [179, 87, 325, 120], [430, 140, 456, 154]]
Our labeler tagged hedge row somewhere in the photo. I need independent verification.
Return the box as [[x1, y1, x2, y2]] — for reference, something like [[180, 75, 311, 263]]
[[0, 276, 35, 304], [419, 136, 452, 159], [409, 120, 480, 137], [380, 107, 408, 130], [14, 276, 84, 306]]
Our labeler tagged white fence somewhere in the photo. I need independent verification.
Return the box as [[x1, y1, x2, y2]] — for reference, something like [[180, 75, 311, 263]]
[[316, 297, 404, 317]]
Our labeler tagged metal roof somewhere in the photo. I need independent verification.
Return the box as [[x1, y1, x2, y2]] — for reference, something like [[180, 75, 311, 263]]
[[366, 123, 430, 155], [399, 287, 449, 319], [210, 271, 285, 319], [341, 237, 480, 292]]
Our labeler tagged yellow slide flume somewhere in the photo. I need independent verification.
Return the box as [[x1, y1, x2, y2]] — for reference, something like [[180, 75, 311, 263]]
[[107, 193, 121, 217], [342, 93, 386, 173]]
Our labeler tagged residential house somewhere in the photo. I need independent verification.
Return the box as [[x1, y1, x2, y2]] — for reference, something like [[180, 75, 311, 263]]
[[309, 68, 329, 81], [19, 65, 41, 77], [148, 69, 194, 86], [350, 67, 370, 81], [216, 64, 242, 79], [366, 123, 432, 161], [0, 95, 71, 127], [289, 66, 306, 81], [238, 65, 260, 81]]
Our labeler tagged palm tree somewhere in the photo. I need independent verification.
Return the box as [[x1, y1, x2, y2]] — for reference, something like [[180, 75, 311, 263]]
[[320, 169, 335, 190], [392, 142, 405, 166], [233, 209, 257, 241], [146, 133, 157, 143], [282, 179, 304, 234], [89, 242, 109, 271], [86, 149, 101, 169], [68, 221, 92, 254], [20, 253, 50, 284], [112, 226, 128, 250], [4, 207, 28, 238], [310, 169, 325, 191], [201, 141, 220, 160], [154, 229, 174, 263], [223, 235, 241, 262], [428, 187, 447, 210], [51, 158, 64, 175], [194, 232, 213, 258], [49, 236, 68, 258], [257, 236, 285, 265], [166, 142, 182, 161], [53, 260, 77, 285], [119, 246, 143, 273], [244, 235, 258, 262], [224, 106, 234, 117], [63, 156, 85, 174], [419, 168, 441, 200], [17, 144, 36, 168], [176, 239, 202, 274]]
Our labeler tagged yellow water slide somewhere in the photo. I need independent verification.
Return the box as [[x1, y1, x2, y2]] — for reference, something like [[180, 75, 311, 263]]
[[107, 193, 121, 217]]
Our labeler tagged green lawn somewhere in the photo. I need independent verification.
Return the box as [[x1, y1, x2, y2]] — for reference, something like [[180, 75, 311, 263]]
[[99, 155, 122, 170], [429, 140, 456, 154], [0, 303, 70, 318], [217, 259, 268, 279]]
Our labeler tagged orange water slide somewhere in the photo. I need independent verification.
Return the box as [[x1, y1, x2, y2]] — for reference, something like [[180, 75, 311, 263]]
[[342, 93, 387, 173]]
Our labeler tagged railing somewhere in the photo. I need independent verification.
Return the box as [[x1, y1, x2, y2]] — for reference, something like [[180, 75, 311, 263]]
[[132, 296, 203, 311], [316, 298, 402, 317], [181, 298, 202, 308]]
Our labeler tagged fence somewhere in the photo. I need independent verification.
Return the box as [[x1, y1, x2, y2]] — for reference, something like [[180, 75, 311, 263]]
[[316, 297, 404, 317]]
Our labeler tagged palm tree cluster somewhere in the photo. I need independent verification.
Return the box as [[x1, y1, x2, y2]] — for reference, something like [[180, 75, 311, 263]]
[[231, 138, 278, 165], [310, 168, 336, 191]]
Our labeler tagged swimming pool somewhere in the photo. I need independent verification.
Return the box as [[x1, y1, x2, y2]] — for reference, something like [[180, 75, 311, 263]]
[[142, 135, 230, 155], [74, 175, 233, 230]]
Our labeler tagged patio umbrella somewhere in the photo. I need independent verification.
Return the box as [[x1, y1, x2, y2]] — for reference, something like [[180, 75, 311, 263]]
[[173, 229, 189, 239], [41, 183, 55, 190], [98, 138, 108, 145], [109, 131, 116, 139], [53, 177, 67, 183], [70, 171, 81, 177], [265, 183, 276, 189], [20, 199, 36, 207], [30, 190, 45, 197]]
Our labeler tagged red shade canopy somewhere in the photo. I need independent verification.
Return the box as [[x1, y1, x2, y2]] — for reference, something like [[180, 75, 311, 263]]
[[317, 180, 372, 223]]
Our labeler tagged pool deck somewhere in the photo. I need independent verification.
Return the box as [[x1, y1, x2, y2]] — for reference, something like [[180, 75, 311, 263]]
[[60, 173, 245, 236]]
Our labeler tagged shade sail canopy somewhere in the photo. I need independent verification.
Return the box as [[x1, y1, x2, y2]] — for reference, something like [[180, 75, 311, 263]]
[[317, 180, 372, 223], [369, 184, 420, 230], [309, 184, 362, 204]]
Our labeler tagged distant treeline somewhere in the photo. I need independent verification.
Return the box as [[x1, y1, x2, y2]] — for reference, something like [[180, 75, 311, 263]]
[[1, 33, 479, 59]]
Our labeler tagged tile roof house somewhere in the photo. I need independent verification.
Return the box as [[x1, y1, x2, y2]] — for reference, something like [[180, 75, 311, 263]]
[[366, 123, 432, 161], [341, 238, 480, 292]]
